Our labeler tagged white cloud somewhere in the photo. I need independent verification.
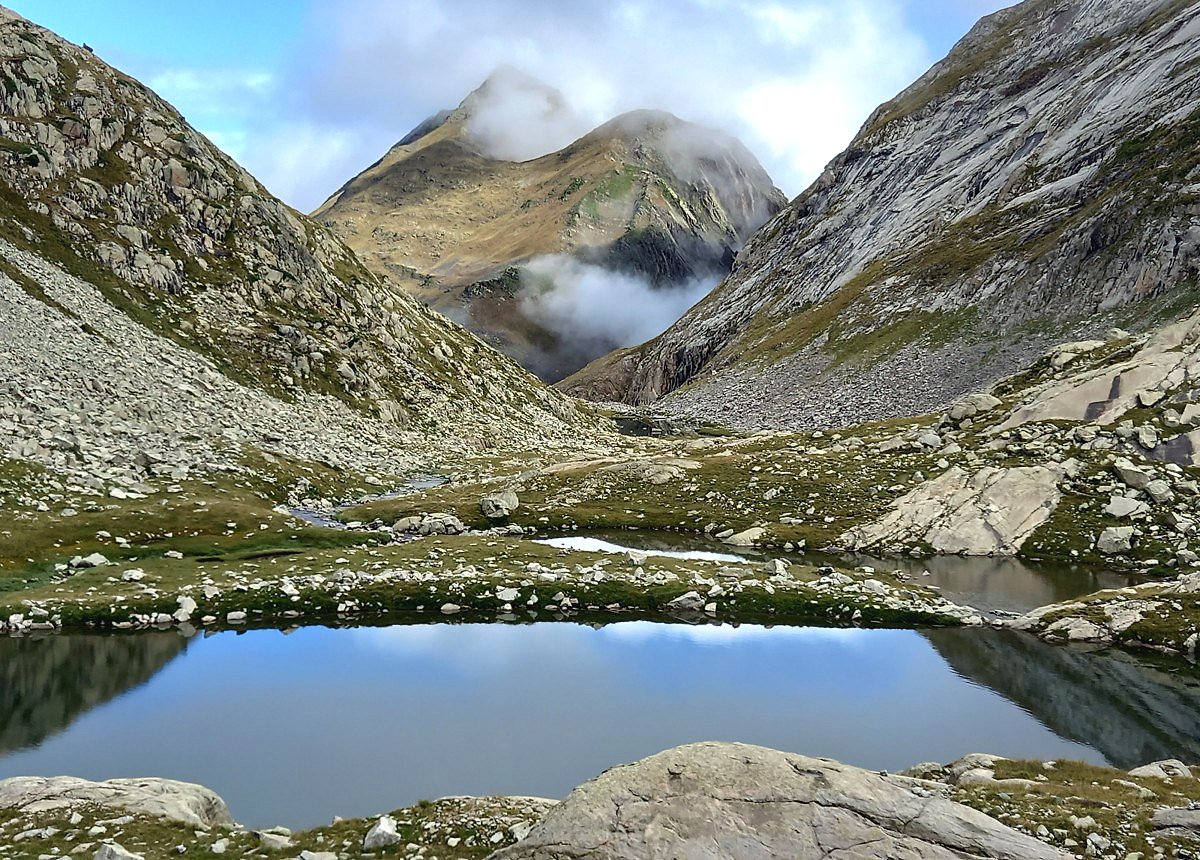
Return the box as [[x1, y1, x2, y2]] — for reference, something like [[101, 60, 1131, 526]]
[[518, 254, 717, 355], [599, 621, 873, 646], [212, 0, 937, 211]]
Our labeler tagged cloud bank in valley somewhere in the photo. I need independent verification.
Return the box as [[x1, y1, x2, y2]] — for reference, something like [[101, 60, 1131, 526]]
[[518, 255, 718, 367]]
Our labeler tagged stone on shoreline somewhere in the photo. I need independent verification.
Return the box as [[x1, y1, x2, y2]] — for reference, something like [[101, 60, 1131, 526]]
[[488, 742, 1066, 859], [0, 775, 233, 828]]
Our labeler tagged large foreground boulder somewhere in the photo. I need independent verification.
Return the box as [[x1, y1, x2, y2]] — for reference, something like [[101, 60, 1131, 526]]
[[0, 775, 234, 828], [489, 742, 1064, 859]]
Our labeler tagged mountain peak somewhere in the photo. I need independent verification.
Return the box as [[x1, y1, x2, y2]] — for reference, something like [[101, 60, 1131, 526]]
[[456, 66, 586, 162]]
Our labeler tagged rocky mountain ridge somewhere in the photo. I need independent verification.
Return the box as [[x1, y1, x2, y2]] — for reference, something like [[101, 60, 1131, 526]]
[[315, 71, 785, 379], [563, 0, 1200, 427], [0, 6, 595, 492]]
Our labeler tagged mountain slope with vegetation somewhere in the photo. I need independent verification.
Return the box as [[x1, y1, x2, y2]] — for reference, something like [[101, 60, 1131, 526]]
[[0, 6, 596, 496], [562, 0, 1200, 427], [314, 70, 785, 380]]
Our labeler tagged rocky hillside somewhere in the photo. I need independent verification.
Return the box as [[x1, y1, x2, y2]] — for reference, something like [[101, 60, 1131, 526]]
[[314, 70, 785, 380], [0, 7, 593, 492], [563, 0, 1200, 425]]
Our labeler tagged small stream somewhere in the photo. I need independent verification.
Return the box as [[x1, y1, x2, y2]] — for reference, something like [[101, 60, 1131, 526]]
[[285, 474, 449, 530]]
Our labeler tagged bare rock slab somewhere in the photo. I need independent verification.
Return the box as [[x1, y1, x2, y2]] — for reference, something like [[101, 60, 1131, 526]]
[[842, 463, 1071, 556], [488, 742, 1065, 859], [0, 775, 233, 828]]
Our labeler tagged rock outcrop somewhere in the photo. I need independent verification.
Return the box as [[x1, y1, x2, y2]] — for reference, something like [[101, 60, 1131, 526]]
[[842, 462, 1074, 556], [0, 775, 233, 828], [1011, 571, 1200, 654], [563, 0, 1200, 429], [315, 70, 785, 380], [489, 742, 1065, 859]]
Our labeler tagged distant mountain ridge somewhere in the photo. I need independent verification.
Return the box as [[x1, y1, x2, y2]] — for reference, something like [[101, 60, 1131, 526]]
[[314, 70, 786, 380], [561, 0, 1200, 427]]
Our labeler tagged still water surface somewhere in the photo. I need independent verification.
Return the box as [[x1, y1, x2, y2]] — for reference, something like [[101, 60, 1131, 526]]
[[3, 623, 1198, 829], [545, 530, 1134, 615]]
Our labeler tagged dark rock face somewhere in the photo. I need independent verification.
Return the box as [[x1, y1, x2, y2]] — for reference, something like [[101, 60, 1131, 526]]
[[563, 0, 1200, 428], [0, 633, 186, 755], [924, 629, 1200, 768]]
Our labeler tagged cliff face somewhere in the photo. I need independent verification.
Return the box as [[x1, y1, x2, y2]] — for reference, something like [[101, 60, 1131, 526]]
[[315, 73, 785, 380], [0, 8, 593, 488], [562, 0, 1200, 427]]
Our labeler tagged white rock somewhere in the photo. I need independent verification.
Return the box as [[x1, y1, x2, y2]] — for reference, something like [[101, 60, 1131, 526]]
[[363, 815, 402, 850]]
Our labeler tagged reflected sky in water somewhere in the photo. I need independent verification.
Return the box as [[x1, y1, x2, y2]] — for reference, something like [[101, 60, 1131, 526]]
[[0, 623, 1124, 829]]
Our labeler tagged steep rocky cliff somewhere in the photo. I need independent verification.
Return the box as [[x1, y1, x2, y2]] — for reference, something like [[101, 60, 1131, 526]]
[[0, 8, 593, 489], [563, 0, 1200, 427], [315, 70, 785, 380]]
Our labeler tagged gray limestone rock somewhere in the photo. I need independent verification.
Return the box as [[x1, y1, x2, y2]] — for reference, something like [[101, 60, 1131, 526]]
[[480, 490, 520, 520], [0, 775, 233, 828], [1097, 527, 1135, 555], [488, 742, 1065, 860], [362, 814, 402, 850], [842, 463, 1070, 556]]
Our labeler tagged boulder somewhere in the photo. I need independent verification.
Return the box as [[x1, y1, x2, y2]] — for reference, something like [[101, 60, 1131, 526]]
[[1145, 480, 1175, 504], [488, 742, 1065, 860], [1128, 760, 1193, 779], [1152, 806, 1200, 837], [255, 831, 292, 851], [94, 844, 143, 860], [1104, 495, 1148, 519], [666, 591, 705, 612], [1096, 526, 1135, 555], [948, 393, 1001, 422], [1112, 458, 1152, 490], [0, 776, 233, 828], [480, 490, 519, 520], [395, 513, 465, 535], [363, 814, 402, 850], [722, 527, 766, 547]]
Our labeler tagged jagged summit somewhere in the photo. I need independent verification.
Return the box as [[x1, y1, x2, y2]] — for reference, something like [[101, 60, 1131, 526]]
[[314, 71, 786, 380], [562, 0, 1200, 425]]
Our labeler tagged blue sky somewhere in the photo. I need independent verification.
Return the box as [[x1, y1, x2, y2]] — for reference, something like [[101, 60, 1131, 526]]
[[9, 0, 1010, 210]]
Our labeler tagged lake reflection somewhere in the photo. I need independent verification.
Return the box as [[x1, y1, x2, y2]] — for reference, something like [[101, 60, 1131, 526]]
[[1, 623, 1197, 830]]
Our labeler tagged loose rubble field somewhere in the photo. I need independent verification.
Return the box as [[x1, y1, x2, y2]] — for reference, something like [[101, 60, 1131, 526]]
[[0, 794, 551, 860]]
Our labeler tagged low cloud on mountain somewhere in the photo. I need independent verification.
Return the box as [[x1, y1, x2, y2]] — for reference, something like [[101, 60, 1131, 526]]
[[518, 255, 717, 369]]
